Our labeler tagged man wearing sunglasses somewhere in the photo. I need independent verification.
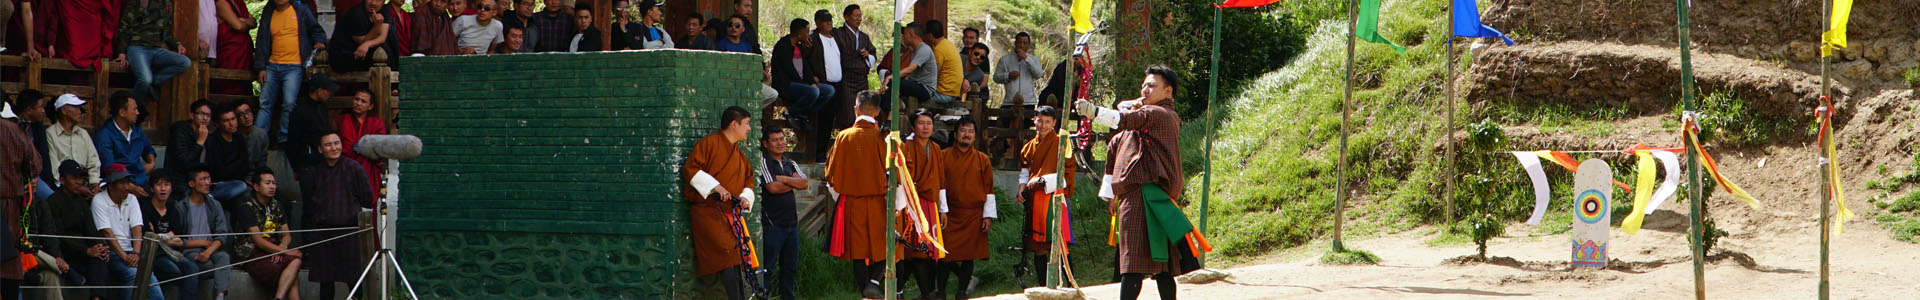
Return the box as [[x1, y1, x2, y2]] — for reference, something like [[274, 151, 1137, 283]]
[[451, 0, 503, 54], [712, 15, 757, 54]]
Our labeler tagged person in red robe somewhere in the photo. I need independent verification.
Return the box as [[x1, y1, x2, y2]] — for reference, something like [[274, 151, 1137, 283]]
[[55, 0, 119, 70], [332, 89, 388, 195], [210, 0, 256, 94], [680, 106, 756, 300]]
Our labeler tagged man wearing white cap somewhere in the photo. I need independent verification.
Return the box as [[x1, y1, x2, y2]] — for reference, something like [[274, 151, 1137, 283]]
[[45, 94, 101, 186]]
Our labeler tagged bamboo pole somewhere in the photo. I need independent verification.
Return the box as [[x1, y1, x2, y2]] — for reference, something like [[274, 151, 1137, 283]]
[[1818, 1, 1832, 298], [1333, 0, 1356, 252], [1442, 0, 1456, 228], [1676, 0, 1704, 298], [1198, 5, 1222, 261], [885, 21, 902, 300]]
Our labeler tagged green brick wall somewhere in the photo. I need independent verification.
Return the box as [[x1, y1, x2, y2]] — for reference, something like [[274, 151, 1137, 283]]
[[395, 50, 763, 299]]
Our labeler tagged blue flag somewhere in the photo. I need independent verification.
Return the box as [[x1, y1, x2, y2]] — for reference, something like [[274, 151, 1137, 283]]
[[1452, 0, 1515, 45]]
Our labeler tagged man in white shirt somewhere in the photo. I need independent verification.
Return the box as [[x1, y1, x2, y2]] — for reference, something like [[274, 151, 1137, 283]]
[[812, 10, 843, 89], [994, 32, 1045, 108], [91, 164, 162, 300], [452, 0, 505, 54]]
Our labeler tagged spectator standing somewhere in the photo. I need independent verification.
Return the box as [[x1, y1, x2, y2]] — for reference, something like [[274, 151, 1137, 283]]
[[0, 92, 40, 297], [211, 0, 259, 95], [618, 0, 671, 50], [754, 128, 807, 300], [8, 89, 54, 200], [300, 132, 375, 300], [678, 13, 714, 50], [329, 0, 395, 72], [284, 74, 339, 172], [995, 32, 1045, 108], [527, 0, 577, 52], [732, 0, 760, 53], [54, 0, 117, 70], [568, 3, 603, 52], [254, 0, 328, 143], [830, 4, 878, 130], [411, 0, 461, 56], [680, 107, 754, 300], [500, 0, 531, 30]]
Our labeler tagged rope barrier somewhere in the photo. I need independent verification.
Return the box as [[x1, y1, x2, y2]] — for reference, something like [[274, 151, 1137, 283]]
[[26, 226, 365, 242], [20, 226, 375, 289]]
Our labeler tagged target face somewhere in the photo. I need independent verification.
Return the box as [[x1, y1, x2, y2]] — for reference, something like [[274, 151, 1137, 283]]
[[1577, 190, 1607, 224]]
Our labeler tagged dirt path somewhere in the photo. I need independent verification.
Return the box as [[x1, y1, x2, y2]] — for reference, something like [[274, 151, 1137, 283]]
[[980, 220, 1915, 299]]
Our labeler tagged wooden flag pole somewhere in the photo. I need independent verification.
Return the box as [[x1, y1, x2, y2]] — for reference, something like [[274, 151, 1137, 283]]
[[1199, 5, 1222, 257], [1676, 0, 1705, 298], [1333, 0, 1356, 252]]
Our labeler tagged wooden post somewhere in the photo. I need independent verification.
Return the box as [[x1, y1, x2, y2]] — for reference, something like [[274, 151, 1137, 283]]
[[131, 233, 160, 300], [24, 57, 42, 90], [370, 50, 396, 127], [596, 0, 611, 50], [92, 59, 114, 128]]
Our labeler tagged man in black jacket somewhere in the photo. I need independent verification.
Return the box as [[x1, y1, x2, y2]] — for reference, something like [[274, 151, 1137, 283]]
[[771, 18, 832, 134], [165, 100, 214, 184], [30, 161, 113, 297], [285, 74, 340, 174]]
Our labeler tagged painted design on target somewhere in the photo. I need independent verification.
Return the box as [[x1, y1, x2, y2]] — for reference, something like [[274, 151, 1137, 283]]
[[1577, 190, 1607, 224]]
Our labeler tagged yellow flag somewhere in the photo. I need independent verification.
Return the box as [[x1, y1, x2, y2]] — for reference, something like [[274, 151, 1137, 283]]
[[1821, 0, 1853, 57], [1621, 151, 1657, 235], [1826, 114, 1854, 234], [1072, 0, 1094, 33]]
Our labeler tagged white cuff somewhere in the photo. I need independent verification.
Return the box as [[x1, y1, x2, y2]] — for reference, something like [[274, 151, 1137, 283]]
[[827, 184, 839, 200], [939, 190, 950, 213], [866, 55, 877, 68], [1017, 168, 1030, 184], [740, 188, 757, 210], [1098, 174, 1116, 200], [1093, 108, 1121, 129], [690, 171, 720, 199], [984, 194, 998, 219]]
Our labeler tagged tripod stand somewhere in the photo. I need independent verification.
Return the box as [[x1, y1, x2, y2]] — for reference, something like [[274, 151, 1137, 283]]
[[347, 159, 420, 299]]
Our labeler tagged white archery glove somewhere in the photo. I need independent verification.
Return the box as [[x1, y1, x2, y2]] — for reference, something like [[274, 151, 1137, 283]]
[[1098, 174, 1116, 202], [1075, 99, 1121, 129]]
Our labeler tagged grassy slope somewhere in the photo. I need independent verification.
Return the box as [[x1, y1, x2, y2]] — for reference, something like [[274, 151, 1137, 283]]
[[1193, 0, 1458, 262]]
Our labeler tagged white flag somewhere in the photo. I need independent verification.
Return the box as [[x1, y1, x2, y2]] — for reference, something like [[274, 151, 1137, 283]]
[[896, 0, 918, 23]]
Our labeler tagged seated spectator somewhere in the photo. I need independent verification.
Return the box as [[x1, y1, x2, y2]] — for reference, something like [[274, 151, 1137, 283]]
[[772, 18, 833, 134], [569, 3, 603, 52], [411, 0, 461, 56], [925, 20, 966, 113], [712, 15, 758, 54], [329, 0, 396, 72], [607, 0, 631, 50], [452, 0, 504, 54], [234, 100, 272, 170], [139, 172, 200, 300], [875, 22, 937, 112], [678, 13, 714, 50], [28, 161, 112, 300], [173, 168, 234, 299], [963, 43, 991, 103], [164, 100, 215, 178], [527, 0, 577, 52], [208, 103, 254, 201], [731, 0, 762, 53], [94, 92, 157, 187], [117, 0, 194, 102], [92, 163, 163, 300], [212, 0, 260, 95], [286, 74, 340, 173], [618, 0, 672, 50], [253, 0, 328, 143], [45, 94, 100, 186], [334, 90, 390, 195], [491, 26, 527, 54], [236, 168, 302, 300]]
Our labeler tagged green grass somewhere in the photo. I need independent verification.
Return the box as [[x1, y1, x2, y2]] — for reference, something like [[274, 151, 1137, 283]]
[[1903, 66, 1920, 89], [1687, 90, 1811, 146], [1317, 248, 1380, 265]]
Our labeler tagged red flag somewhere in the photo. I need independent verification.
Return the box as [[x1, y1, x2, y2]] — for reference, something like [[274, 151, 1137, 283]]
[[1217, 0, 1283, 8]]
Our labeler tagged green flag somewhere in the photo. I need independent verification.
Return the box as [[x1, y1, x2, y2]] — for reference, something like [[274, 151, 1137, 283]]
[[1356, 0, 1405, 54]]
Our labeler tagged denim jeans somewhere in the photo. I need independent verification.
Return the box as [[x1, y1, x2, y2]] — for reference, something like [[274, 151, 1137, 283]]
[[125, 46, 191, 101], [150, 254, 199, 300], [182, 248, 232, 295], [780, 82, 836, 117], [105, 253, 163, 300], [212, 180, 249, 204], [760, 225, 799, 300], [258, 63, 304, 142]]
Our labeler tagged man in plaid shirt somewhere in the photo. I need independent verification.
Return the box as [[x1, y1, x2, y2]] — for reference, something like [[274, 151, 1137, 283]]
[[527, 0, 576, 52], [1075, 65, 1200, 300], [1, 101, 44, 294]]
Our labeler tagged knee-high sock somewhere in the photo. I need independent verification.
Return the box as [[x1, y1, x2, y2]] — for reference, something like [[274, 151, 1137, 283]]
[[851, 261, 872, 291], [951, 261, 976, 296], [914, 259, 940, 297], [1120, 273, 1146, 300], [1153, 272, 1177, 300], [1033, 255, 1049, 286]]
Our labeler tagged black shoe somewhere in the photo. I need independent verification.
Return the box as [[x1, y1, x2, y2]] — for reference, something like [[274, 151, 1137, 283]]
[[861, 282, 885, 299]]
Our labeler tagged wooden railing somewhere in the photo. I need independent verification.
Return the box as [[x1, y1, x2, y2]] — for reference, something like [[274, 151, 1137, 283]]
[[0, 50, 399, 145]]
